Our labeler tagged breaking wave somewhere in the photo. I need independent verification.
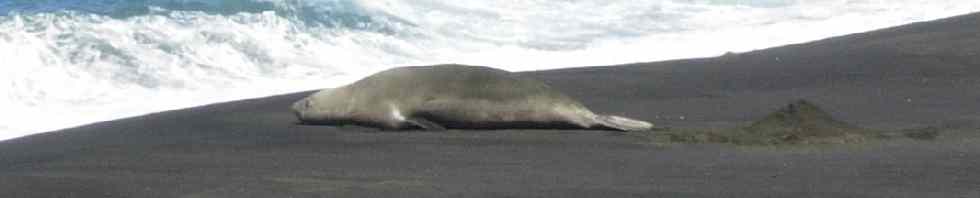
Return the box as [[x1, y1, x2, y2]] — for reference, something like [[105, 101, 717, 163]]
[[2, 0, 978, 140]]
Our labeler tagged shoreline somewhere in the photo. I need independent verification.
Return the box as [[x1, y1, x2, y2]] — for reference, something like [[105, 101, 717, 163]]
[[1, 12, 979, 198]]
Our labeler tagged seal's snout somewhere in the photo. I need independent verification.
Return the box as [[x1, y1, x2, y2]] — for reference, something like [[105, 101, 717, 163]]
[[291, 98, 309, 122]]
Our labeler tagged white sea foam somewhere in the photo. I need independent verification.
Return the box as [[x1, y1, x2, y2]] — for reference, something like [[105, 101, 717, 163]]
[[1, 0, 979, 140]]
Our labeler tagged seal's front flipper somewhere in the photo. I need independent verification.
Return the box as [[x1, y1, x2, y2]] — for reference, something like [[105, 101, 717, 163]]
[[406, 118, 447, 130], [595, 115, 654, 132]]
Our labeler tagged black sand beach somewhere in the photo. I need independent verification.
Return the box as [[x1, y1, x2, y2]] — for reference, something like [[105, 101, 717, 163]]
[[2, 12, 979, 197]]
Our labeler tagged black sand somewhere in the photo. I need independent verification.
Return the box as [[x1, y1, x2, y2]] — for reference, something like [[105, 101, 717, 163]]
[[2, 13, 980, 197]]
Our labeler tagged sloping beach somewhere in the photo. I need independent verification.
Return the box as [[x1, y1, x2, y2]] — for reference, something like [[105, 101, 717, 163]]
[[1, 12, 979, 198]]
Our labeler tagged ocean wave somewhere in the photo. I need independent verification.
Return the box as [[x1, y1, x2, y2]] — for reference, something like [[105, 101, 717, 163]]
[[1, 0, 279, 16], [2, 0, 979, 140], [1, 0, 410, 33]]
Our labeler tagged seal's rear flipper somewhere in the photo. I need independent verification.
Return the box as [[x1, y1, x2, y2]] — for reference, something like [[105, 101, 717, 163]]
[[406, 118, 447, 131], [595, 115, 654, 132]]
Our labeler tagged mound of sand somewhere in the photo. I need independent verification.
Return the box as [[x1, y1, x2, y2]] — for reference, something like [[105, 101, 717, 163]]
[[737, 99, 880, 144], [661, 100, 883, 145]]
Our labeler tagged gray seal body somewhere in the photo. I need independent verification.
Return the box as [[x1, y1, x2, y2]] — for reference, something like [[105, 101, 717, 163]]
[[291, 64, 653, 131]]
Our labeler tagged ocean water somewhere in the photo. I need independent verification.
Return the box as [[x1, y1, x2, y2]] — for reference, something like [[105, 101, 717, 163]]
[[1, 0, 978, 140]]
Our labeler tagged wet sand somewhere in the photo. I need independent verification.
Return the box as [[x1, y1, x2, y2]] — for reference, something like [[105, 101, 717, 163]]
[[2, 12, 979, 198]]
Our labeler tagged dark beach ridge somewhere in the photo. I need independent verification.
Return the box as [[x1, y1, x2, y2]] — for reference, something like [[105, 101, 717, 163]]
[[2, 12, 980, 197]]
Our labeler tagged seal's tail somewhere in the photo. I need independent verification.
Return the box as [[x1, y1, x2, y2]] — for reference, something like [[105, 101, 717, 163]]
[[594, 115, 654, 132]]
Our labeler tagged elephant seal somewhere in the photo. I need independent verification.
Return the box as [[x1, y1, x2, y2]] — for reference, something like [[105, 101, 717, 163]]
[[291, 64, 653, 131]]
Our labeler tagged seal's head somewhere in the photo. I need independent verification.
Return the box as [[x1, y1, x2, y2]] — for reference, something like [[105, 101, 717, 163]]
[[291, 88, 353, 125], [291, 97, 311, 123]]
